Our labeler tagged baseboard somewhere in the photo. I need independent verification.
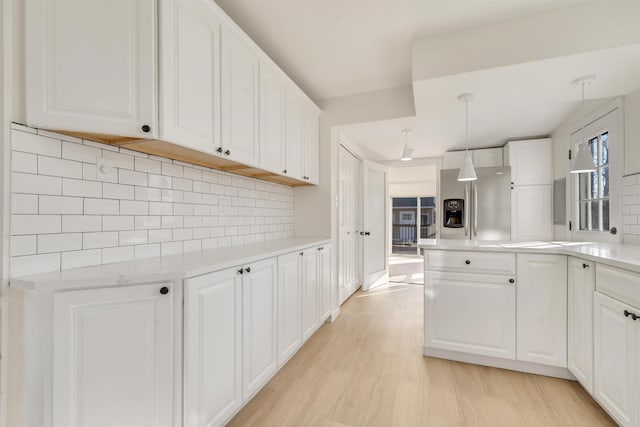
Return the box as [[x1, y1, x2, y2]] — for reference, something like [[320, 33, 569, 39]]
[[423, 346, 576, 380], [329, 307, 340, 322]]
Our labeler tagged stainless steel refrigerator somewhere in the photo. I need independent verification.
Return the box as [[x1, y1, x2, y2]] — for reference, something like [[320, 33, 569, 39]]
[[439, 166, 511, 240]]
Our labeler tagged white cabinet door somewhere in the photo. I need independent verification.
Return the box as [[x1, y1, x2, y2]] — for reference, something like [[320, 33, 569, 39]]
[[302, 248, 319, 341], [568, 257, 595, 393], [53, 283, 174, 427], [277, 251, 302, 366], [303, 107, 320, 184], [160, 0, 220, 153], [259, 63, 286, 174], [184, 268, 242, 427], [242, 258, 278, 400], [511, 185, 552, 241], [284, 89, 304, 180], [472, 148, 503, 168], [221, 27, 260, 166], [424, 271, 516, 359], [26, 0, 156, 138], [318, 244, 332, 322], [516, 254, 568, 367], [593, 292, 638, 427], [506, 139, 552, 186]]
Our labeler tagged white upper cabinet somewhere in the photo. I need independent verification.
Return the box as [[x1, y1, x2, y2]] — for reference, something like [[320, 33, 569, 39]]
[[303, 106, 320, 184], [511, 185, 553, 241], [53, 283, 174, 427], [221, 27, 260, 167], [516, 254, 567, 367], [504, 139, 552, 186], [159, 0, 221, 153], [26, 0, 156, 138], [259, 63, 286, 174], [284, 89, 305, 180]]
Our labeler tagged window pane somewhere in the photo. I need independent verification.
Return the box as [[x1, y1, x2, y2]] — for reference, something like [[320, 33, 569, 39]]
[[590, 201, 600, 231], [602, 199, 610, 231], [579, 172, 589, 200], [589, 138, 598, 166], [601, 166, 609, 198], [579, 201, 588, 230], [590, 171, 598, 200], [601, 132, 609, 165]]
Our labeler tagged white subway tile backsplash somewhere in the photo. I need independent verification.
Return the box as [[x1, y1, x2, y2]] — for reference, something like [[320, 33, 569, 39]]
[[12, 194, 39, 214], [84, 198, 119, 215], [103, 183, 135, 200], [12, 131, 62, 157], [61, 249, 102, 270], [63, 178, 102, 197], [38, 234, 83, 253], [12, 152, 38, 173], [9, 126, 294, 276], [103, 215, 134, 231], [62, 215, 101, 233], [12, 172, 62, 195], [12, 215, 61, 235], [83, 232, 119, 249], [38, 156, 83, 178], [10, 236, 37, 256], [120, 200, 149, 215], [39, 195, 83, 214], [135, 157, 161, 174], [624, 173, 640, 244]]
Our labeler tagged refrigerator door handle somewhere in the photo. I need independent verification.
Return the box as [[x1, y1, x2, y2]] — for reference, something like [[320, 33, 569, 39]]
[[464, 183, 469, 237], [473, 182, 478, 237]]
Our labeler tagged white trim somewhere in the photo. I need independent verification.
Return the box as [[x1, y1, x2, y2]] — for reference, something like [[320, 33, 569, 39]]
[[424, 347, 576, 380]]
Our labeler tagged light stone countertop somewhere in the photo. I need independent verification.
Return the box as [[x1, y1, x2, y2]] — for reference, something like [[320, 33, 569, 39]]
[[10, 237, 331, 292], [419, 239, 640, 274]]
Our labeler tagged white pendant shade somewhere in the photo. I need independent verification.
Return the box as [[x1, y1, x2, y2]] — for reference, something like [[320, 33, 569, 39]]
[[570, 144, 596, 173], [400, 144, 413, 161], [457, 152, 477, 181]]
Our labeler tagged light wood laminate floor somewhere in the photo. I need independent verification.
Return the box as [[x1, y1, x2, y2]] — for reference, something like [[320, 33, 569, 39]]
[[229, 283, 615, 427]]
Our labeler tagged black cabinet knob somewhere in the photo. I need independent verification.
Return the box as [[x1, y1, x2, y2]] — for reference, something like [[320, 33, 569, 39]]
[[465, 260, 471, 265], [610, 227, 618, 235], [141, 124, 151, 133], [509, 278, 515, 284], [300, 252, 303, 256], [160, 286, 169, 295], [245, 267, 251, 273], [238, 268, 244, 275], [364, 231, 371, 236], [216, 147, 223, 153], [583, 263, 589, 269], [624, 310, 638, 320], [225, 149, 230, 156], [283, 169, 287, 174]]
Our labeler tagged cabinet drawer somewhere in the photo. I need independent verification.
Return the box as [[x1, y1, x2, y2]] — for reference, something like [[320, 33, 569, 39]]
[[425, 250, 516, 275], [596, 263, 640, 309]]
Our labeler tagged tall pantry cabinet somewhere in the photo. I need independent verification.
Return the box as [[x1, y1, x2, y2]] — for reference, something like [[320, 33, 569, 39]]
[[504, 139, 553, 241]]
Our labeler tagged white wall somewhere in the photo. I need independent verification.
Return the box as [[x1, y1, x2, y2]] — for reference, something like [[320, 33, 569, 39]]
[[388, 164, 437, 197], [624, 88, 640, 175]]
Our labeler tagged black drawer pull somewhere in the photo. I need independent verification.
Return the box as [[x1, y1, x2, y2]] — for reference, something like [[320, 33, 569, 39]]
[[238, 268, 244, 275], [582, 263, 589, 269], [245, 267, 251, 273], [624, 310, 638, 321]]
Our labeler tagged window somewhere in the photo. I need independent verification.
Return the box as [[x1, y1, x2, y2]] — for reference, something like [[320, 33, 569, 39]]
[[571, 104, 621, 243], [577, 131, 609, 231]]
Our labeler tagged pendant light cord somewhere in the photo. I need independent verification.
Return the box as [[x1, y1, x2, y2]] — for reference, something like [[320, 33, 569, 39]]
[[465, 99, 469, 153]]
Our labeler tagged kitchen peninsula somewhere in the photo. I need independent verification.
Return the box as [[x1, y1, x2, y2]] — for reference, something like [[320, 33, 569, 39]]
[[420, 239, 640, 427]]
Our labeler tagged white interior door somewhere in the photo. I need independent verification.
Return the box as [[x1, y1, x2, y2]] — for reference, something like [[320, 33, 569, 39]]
[[362, 160, 389, 291]]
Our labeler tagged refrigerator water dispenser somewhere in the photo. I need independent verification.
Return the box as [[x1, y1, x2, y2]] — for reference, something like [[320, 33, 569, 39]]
[[443, 199, 464, 228]]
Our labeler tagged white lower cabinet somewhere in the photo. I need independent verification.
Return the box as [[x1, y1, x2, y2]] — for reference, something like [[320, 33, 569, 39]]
[[516, 254, 567, 367], [594, 292, 639, 427], [568, 257, 595, 393], [302, 249, 319, 341], [242, 258, 278, 400], [318, 244, 333, 321], [53, 283, 175, 427], [184, 267, 243, 427], [424, 271, 516, 359], [277, 251, 303, 366]]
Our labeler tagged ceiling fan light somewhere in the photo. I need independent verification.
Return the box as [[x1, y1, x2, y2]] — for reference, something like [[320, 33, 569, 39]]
[[570, 145, 596, 173], [457, 153, 477, 181], [401, 144, 413, 161]]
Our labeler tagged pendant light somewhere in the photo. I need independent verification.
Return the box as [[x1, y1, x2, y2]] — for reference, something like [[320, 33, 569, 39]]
[[570, 75, 597, 174], [457, 93, 477, 181], [400, 129, 413, 161]]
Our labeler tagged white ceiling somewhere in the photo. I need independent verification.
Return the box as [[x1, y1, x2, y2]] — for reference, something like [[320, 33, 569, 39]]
[[213, 0, 592, 101], [341, 45, 640, 161]]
